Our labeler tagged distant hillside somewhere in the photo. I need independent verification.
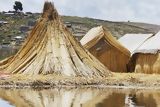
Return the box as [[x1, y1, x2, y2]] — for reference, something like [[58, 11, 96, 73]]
[[123, 22, 160, 33], [63, 16, 159, 38], [0, 12, 159, 45]]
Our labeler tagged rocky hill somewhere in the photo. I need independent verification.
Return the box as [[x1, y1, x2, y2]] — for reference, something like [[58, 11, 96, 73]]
[[0, 12, 160, 45]]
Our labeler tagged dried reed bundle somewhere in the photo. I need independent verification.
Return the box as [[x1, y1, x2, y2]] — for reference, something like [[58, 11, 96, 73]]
[[0, 2, 110, 77]]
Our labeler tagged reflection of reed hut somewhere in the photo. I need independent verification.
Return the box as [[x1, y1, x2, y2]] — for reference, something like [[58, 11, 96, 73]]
[[0, 89, 107, 107], [80, 26, 130, 73], [0, 2, 110, 78], [0, 88, 159, 107]]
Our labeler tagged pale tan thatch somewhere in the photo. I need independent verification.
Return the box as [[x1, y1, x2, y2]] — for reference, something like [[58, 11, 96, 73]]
[[0, 2, 110, 77], [118, 34, 153, 54], [80, 26, 131, 72], [128, 31, 160, 74], [129, 53, 160, 74]]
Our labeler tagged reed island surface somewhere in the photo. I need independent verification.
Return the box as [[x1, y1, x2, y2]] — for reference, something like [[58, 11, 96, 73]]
[[0, 2, 159, 90]]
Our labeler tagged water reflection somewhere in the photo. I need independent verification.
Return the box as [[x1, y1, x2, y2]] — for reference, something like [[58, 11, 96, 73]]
[[0, 88, 159, 107], [0, 88, 107, 107], [135, 93, 157, 107]]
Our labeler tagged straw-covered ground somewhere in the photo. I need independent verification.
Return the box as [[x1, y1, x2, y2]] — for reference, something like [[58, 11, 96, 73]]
[[0, 73, 160, 89]]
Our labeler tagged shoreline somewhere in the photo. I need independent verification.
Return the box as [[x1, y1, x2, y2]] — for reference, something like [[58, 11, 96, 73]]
[[0, 84, 160, 90], [0, 73, 160, 90]]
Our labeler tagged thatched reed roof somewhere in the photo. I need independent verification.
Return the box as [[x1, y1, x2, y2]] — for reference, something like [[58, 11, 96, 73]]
[[134, 31, 160, 54], [118, 34, 153, 54], [80, 26, 130, 57], [80, 26, 130, 73], [0, 2, 110, 77]]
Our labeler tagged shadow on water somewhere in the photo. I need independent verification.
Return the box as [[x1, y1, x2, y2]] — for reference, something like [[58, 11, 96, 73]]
[[0, 88, 159, 107]]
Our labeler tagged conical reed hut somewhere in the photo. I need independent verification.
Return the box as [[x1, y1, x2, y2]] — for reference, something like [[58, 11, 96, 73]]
[[0, 2, 110, 77], [80, 26, 130, 73], [128, 31, 160, 74]]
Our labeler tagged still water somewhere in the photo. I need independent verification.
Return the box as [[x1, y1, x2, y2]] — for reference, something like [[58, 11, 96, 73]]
[[0, 88, 159, 107]]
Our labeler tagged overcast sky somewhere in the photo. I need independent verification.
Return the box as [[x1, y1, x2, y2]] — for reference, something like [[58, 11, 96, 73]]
[[0, 0, 160, 25]]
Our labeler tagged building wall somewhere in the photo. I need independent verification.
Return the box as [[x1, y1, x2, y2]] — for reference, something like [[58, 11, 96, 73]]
[[88, 38, 129, 72], [131, 53, 160, 74]]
